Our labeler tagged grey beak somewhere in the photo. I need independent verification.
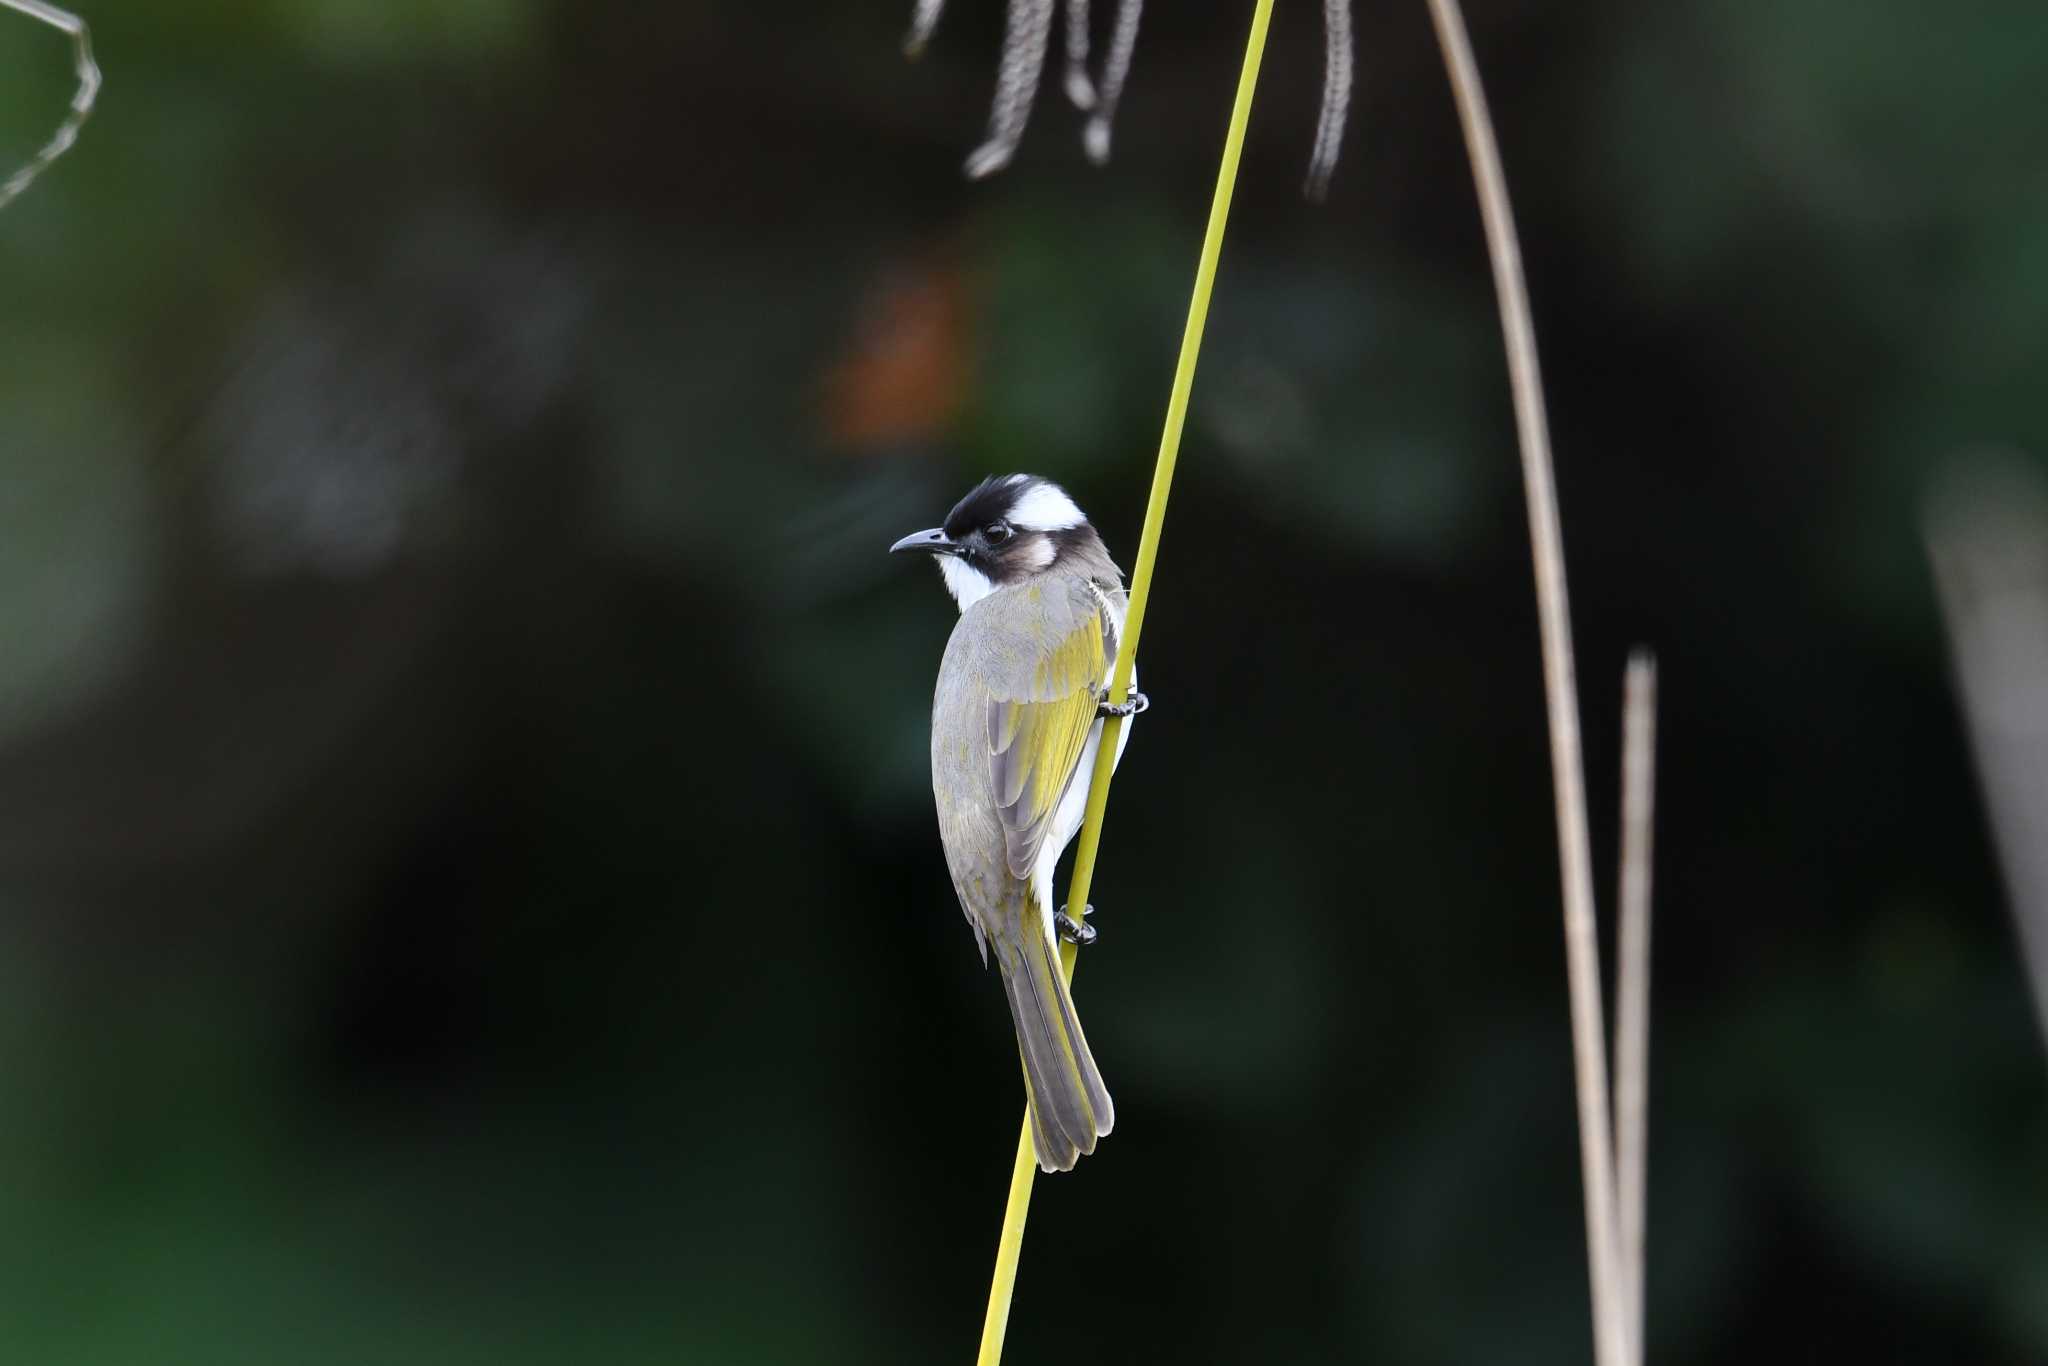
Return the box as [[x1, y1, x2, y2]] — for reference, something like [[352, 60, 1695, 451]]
[[890, 527, 959, 556]]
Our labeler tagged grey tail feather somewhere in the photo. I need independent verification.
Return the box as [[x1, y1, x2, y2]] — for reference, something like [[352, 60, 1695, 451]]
[[995, 924, 1115, 1173], [1020, 1042, 1067, 1172]]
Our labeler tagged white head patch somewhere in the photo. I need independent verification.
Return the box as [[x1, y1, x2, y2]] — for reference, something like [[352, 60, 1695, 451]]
[[938, 555, 996, 613], [1021, 535, 1057, 572], [1007, 481, 1085, 532]]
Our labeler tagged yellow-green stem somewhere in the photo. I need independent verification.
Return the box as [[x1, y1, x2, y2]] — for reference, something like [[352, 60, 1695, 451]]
[[974, 2, 1273, 1361]]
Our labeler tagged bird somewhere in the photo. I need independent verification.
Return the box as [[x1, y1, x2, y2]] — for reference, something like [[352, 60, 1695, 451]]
[[891, 473, 1146, 1173]]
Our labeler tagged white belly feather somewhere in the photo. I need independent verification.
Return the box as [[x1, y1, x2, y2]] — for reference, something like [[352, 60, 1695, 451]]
[[1029, 584, 1135, 943]]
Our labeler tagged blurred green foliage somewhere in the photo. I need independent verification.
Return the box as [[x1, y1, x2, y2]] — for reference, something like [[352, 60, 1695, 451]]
[[0, 0, 2043, 1362]]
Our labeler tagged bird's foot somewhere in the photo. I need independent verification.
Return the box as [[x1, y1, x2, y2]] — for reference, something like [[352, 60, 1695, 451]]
[[1056, 906, 1098, 947], [1096, 688, 1148, 719]]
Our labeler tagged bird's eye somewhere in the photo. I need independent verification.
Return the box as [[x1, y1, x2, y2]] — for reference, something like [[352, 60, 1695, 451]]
[[985, 521, 1013, 544]]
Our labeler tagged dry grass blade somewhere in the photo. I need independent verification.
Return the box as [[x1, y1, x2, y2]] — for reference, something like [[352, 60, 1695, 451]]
[[1927, 454, 2048, 1043], [1614, 651, 1658, 1365], [1420, 1, 1626, 1362], [0, 0, 100, 215]]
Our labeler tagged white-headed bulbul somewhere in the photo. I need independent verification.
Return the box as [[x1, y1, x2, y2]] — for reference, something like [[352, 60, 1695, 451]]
[[891, 474, 1146, 1173]]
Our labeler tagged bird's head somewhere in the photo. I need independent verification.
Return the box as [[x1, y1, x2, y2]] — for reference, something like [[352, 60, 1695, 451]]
[[890, 473, 1115, 612]]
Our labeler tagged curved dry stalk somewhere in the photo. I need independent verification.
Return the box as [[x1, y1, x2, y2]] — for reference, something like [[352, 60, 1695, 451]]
[[1419, 2, 1626, 1363], [0, 0, 99, 214]]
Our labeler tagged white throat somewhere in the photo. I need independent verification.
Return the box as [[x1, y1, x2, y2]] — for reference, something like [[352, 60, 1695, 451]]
[[938, 555, 996, 613]]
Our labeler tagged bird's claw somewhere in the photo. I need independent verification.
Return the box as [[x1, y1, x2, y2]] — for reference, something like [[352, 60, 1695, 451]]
[[1056, 908, 1098, 947], [1096, 689, 1148, 719]]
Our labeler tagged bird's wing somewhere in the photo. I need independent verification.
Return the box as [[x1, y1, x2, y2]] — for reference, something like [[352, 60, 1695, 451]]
[[985, 584, 1113, 886]]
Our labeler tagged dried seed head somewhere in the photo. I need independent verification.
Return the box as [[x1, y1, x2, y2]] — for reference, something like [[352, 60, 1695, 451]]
[[905, 0, 1353, 197], [1306, 0, 1355, 201]]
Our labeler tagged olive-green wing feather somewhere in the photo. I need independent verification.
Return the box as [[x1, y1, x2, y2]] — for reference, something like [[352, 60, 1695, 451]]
[[985, 587, 1112, 883]]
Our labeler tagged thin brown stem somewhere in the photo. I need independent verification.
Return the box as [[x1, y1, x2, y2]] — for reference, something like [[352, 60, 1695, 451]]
[[1419, 2, 1625, 1363], [1614, 651, 1658, 1364]]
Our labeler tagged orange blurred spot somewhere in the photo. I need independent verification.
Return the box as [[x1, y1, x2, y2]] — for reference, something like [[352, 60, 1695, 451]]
[[821, 253, 973, 451]]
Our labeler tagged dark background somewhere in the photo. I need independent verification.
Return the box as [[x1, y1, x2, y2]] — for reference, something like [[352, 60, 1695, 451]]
[[1, 1, 2043, 1362]]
